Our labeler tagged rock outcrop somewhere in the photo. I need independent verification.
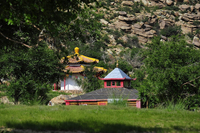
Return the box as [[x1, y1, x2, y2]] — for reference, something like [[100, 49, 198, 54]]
[[193, 36, 200, 47], [0, 96, 14, 105], [49, 94, 77, 105]]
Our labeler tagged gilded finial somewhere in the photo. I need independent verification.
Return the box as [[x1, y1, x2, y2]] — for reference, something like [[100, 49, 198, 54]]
[[74, 47, 79, 54], [116, 60, 118, 68]]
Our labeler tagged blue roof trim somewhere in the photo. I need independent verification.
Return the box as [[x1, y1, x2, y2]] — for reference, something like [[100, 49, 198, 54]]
[[104, 68, 132, 79]]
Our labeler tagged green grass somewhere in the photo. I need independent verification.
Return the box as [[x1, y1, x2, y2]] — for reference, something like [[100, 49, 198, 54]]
[[0, 105, 200, 133]]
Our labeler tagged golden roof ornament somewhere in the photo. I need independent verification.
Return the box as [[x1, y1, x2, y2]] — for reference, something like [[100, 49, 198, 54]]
[[74, 47, 79, 55], [116, 60, 118, 68]]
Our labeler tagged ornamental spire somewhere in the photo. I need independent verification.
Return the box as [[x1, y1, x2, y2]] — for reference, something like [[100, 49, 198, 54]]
[[74, 47, 79, 54]]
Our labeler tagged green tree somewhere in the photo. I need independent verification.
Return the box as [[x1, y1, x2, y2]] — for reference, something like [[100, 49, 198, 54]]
[[133, 36, 200, 108], [76, 65, 104, 92], [0, 0, 102, 104], [0, 42, 65, 104]]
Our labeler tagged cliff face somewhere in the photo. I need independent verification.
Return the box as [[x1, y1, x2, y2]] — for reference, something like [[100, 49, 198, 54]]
[[96, 0, 200, 59]]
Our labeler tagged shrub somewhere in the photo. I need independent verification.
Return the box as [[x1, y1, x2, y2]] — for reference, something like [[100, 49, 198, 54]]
[[187, 32, 194, 39], [175, 16, 179, 22], [102, 34, 110, 43], [160, 25, 182, 37], [108, 94, 128, 107], [141, 16, 148, 22], [157, 98, 187, 111], [193, 20, 200, 26], [164, 6, 179, 11]]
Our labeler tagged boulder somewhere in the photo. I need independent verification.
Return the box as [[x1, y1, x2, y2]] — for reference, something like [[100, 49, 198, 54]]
[[193, 36, 200, 47], [100, 19, 109, 25], [133, 23, 143, 29], [183, 0, 189, 3], [159, 19, 174, 29], [119, 16, 136, 22], [120, 26, 132, 32], [190, 6, 194, 12], [118, 11, 127, 16], [0, 96, 14, 105], [166, 0, 173, 6], [195, 4, 200, 10], [114, 21, 130, 29], [50, 94, 72, 105], [179, 5, 190, 12], [175, 21, 193, 34], [138, 36, 148, 44], [113, 47, 122, 55], [108, 35, 117, 45], [122, 1, 134, 6], [159, 20, 166, 29]]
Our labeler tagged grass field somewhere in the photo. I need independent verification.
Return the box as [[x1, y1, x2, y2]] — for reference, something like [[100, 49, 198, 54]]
[[0, 104, 200, 133]]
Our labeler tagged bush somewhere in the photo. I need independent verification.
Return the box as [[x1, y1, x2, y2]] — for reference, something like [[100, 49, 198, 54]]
[[102, 34, 110, 43], [157, 98, 187, 111], [160, 25, 182, 37], [193, 20, 200, 26], [108, 94, 128, 107], [127, 35, 139, 48], [5, 75, 52, 105], [164, 6, 179, 11], [175, 16, 179, 22]]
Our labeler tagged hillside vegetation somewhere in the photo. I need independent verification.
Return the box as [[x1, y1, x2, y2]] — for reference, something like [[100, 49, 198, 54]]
[[0, 0, 200, 109]]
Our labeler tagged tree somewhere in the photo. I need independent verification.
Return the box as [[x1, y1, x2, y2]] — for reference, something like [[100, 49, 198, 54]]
[[0, 42, 65, 104], [0, 0, 102, 104], [75, 65, 104, 92], [133, 36, 200, 108], [0, 0, 100, 49]]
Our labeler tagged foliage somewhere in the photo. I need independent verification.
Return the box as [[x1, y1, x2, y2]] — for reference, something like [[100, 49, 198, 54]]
[[102, 34, 110, 43], [193, 20, 200, 26], [1, 43, 64, 104], [0, 0, 104, 104], [141, 16, 149, 23], [133, 36, 200, 108], [5, 75, 52, 105], [76, 65, 104, 92], [108, 93, 128, 107], [160, 25, 182, 37], [164, 5, 179, 11], [117, 1, 144, 15], [175, 16, 179, 22], [157, 98, 187, 111]]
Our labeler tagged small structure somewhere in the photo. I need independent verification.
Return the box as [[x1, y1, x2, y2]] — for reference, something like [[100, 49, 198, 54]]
[[54, 47, 107, 91], [65, 66, 141, 108], [99, 67, 137, 88]]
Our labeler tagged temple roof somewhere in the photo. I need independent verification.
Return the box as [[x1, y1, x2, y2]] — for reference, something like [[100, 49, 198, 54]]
[[104, 68, 132, 80], [68, 88, 139, 100], [64, 65, 107, 74], [66, 47, 99, 64]]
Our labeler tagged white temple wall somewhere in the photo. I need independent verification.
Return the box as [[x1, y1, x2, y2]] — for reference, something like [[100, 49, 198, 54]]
[[61, 74, 83, 90]]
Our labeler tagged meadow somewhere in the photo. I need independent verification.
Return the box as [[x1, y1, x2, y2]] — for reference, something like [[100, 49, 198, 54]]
[[0, 104, 200, 133]]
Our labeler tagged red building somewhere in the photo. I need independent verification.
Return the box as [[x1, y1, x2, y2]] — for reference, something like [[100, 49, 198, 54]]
[[65, 67, 141, 108]]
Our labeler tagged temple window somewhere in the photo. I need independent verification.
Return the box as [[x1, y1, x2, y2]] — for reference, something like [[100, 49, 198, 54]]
[[112, 81, 115, 86], [107, 81, 111, 86], [124, 81, 129, 87], [116, 81, 121, 86]]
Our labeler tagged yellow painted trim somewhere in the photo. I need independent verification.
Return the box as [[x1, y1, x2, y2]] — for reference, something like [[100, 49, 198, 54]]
[[94, 66, 107, 72], [80, 55, 99, 63], [65, 65, 85, 73]]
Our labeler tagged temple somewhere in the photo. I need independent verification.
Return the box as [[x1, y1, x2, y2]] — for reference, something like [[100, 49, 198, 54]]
[[65, 66, 141, 108], [54, 47, 107, 91]]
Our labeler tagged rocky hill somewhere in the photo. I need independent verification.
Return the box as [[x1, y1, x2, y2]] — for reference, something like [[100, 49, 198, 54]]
[[93, 0, 200, 63]]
